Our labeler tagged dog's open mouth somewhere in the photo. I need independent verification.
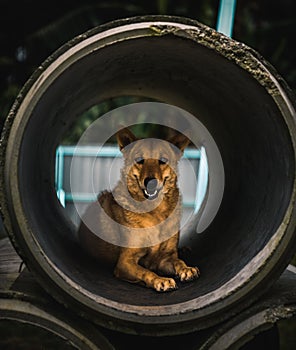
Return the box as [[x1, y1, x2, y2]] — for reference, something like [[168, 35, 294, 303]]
[[142, 177, 162, 200], [143, 189, 159, 200]]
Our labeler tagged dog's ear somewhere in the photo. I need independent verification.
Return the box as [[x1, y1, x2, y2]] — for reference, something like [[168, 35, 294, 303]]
[[117, 127, 137, 151], [168, 132, 190, 153]]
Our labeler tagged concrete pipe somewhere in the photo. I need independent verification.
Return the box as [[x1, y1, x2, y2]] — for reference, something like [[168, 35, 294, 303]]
[[199, 266, 296, 349], [0, 16, 296, 335], [97, 267, 296, 349], [0, 238, 113, 350], [0, 298, 114, 350]]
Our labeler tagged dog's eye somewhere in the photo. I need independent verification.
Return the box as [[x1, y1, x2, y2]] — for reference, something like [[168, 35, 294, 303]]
[[159, 157, 168, 165], [135, 157, 144, 164]]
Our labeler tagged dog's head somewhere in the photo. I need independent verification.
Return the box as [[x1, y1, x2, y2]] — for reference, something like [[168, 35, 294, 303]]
[[117, 127, 190, 201]]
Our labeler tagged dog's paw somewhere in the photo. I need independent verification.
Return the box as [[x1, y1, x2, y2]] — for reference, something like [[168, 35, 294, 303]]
[[153, 277, 177, 292], [178, 266, 200, 282]]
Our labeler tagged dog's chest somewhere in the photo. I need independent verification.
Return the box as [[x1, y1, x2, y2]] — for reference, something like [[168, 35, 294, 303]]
[[139, 201, 179, 227]]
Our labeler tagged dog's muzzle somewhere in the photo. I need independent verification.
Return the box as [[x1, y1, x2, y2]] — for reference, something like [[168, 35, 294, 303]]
[[143, 177, 160, 200]]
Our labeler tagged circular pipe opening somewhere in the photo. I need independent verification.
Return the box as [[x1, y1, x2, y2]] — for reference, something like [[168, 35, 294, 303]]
[[1, 16, 296, 335], [0, 299, 113, 349]]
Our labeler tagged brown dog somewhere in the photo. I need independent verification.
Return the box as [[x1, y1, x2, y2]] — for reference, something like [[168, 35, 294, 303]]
[[78, 127, 199, 292]]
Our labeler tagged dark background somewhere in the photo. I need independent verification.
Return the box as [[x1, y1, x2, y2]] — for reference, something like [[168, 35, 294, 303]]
[[1, 0, 296, 129]]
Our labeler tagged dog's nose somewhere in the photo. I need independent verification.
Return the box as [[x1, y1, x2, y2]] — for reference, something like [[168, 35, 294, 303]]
[[144, 177, 158, 194]]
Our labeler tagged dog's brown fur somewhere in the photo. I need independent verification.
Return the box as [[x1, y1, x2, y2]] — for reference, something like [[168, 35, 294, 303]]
[[78, 127, 199, 292]]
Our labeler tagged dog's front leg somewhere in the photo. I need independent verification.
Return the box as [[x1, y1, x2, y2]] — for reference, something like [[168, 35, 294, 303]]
[[171, 255, 200, 282], [156, 235, 200, 282], [157, 251, 200, 282], [114, 248, 177, 292]]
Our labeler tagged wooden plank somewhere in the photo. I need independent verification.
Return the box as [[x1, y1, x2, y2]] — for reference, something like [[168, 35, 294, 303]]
[[0, 238, 23, 290]]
